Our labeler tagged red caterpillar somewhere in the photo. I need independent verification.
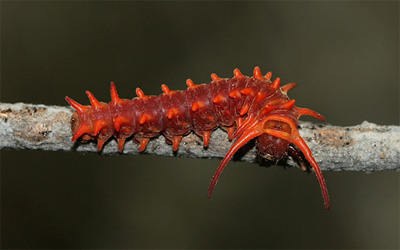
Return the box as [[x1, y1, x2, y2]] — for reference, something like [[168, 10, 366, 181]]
[[65, 67, 330, 210]]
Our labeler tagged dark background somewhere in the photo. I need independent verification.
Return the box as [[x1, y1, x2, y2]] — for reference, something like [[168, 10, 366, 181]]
[[1, 1, 399, 249]]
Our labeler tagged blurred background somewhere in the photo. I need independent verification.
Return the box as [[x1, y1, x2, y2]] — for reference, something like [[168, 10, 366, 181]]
[[1, 1, 399, 248]]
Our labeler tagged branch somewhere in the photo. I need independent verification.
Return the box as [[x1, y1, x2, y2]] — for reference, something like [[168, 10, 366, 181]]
[[1, 102, 399, 171]]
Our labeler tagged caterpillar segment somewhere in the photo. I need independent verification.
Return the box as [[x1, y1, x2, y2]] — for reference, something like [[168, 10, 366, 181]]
[[65, 67, 330, 210]]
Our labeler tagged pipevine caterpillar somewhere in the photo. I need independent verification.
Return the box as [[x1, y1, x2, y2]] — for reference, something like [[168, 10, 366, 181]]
[[65, 67, 330, 210]]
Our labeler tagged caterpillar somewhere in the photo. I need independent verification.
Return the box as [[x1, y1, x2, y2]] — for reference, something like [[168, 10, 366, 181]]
[[65, 67, 330, 210]]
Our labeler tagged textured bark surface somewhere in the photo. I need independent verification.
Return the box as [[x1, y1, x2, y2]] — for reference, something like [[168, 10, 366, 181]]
[[1, 102, 399, 171]]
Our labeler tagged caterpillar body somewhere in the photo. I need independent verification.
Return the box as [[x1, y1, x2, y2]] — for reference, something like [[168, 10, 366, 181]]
[[65, 67, 330, 210]]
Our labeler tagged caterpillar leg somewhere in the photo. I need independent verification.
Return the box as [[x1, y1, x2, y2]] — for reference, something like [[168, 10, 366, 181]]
[[288, 144, 310, 172]]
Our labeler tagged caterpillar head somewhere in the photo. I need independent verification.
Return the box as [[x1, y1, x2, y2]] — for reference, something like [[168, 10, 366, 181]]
[[256, 120, 291, 162], [208, 108, 329, 210]]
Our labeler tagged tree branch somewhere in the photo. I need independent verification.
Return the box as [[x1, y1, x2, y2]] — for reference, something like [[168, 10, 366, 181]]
[[1, 102, 399, 171]]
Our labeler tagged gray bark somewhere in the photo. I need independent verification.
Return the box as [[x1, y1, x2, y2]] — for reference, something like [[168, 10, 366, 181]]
[[0, 102, 399, 171]]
